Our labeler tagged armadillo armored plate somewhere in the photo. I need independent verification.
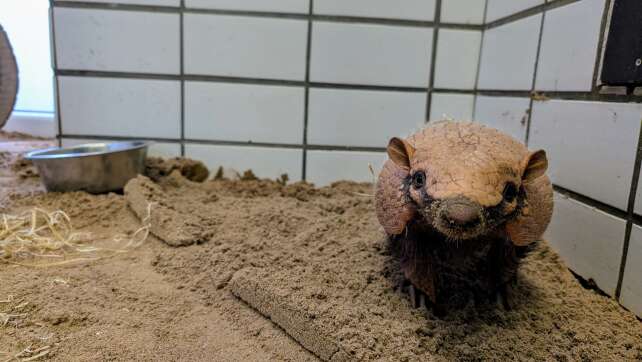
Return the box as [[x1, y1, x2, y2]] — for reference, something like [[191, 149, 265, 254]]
[[0, 25, 18, 129]]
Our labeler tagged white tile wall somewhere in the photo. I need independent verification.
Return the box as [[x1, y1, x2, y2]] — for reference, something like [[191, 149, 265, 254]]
[[185, 144, 303, 180], [620, 225, 642, 317], [307, 88, 426, 148], [529, 100, 642, 210], [185, 81, 304, 144], [306, 150, 385, 186], [185, 0, 309, 13], [310, 22, 433, 87], [58, 76, 181, 139], [429, 93, 474, 121], [440, 0, 486, 24], [485, 0, 544, 22], [183, 14, 307, 80], [55, 0, 180, 6], [54, 8, 180, 74], [434, 29, 482, 89], [478, 14, 542, 90], [61, 138, 182, 158], [535, 0, 605, 91], [546, 192, 626, 296], [313, 0, 435, 21], [473, 95, 529, 143]]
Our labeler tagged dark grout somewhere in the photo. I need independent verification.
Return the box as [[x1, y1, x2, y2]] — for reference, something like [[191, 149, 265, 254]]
[[55, 69, 430, 92], [58, 134, 387, 153], [306, 82, 426, 92], [49, 0, 63, 147], [52, 0, 482, 30], [553, 185, 629, 221], [470, 0, 489, 120], [424, 0, 442, 123], [615, 123, 642, 299], [301, 0, 313, 181], [54, 1, 179, 12], [179, 0, 185, 157], [592, 0, 613, 91], [55, 68, 642, 105], [55, 69, 642, 102], [475, 89, 642, 103], [484, 0, 580, 30], [524, 6, 546, 147]]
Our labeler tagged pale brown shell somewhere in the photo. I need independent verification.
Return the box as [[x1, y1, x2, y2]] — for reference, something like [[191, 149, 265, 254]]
[[406, 121, 529, 207], [375, 121, 553, 246]]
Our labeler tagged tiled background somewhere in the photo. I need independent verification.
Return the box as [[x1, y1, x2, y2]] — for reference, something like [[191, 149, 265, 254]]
[[50, 0, 641, 317]]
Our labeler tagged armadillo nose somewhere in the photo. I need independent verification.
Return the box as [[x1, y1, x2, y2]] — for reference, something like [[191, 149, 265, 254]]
[[442, 202, 481, 227]]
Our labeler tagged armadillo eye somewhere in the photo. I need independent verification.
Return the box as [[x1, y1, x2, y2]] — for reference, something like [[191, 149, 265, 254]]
[[503, 182, 518, 202], [411, 171, 426, 189]]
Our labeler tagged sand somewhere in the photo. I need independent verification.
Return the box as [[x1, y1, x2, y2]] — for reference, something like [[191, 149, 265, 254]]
[[0, 137, 640, 361]]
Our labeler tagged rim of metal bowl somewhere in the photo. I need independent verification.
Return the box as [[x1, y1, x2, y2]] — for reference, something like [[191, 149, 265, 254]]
[[24, 141, 153, 160]]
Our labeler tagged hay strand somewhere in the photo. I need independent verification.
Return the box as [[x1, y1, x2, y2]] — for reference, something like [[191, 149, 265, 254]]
[[0, 203, 154, 267]]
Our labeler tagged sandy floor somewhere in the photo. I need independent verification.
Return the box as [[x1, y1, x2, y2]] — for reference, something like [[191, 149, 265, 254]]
[[1, 134, 641, 361]]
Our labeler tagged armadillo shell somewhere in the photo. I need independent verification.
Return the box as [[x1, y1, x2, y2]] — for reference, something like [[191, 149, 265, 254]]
[[506, 174, 554, 246], [375, 159, 416, 235], [0, 25, 18, 129]]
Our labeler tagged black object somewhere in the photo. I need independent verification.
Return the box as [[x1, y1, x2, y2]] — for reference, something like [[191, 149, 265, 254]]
[[600, 0, 642, 86]]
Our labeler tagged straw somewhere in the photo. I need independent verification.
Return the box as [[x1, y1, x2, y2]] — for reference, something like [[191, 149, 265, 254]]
[[0, 203, 154, 267]]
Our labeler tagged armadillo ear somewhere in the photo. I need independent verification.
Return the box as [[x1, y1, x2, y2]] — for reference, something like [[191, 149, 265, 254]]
[[375, 159, 416, 235], [522, 150, 548, 182], [387, 137, 415, 170], [506, 174, 554, 246]]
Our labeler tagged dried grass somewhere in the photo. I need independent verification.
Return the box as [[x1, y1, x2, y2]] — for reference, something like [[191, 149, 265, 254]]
[[349, 163, 376, 198], [0, 203, 154, 267], [1, 345, 51, 362]]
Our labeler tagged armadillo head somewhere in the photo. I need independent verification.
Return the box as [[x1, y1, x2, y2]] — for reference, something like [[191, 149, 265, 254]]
[[375, 122, 553, 245]]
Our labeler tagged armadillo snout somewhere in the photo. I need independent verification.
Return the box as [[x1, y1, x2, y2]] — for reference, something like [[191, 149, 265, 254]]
[[441, 201, 481, 228], [432, 197, 486, 240]]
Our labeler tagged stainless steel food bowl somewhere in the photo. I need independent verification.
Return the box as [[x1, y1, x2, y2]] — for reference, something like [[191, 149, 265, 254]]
[[25, 141, 151, 193]]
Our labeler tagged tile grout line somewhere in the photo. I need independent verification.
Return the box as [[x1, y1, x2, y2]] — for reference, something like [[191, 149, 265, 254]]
[[54, 68, 642, 103], [524, 7, 546, 147], [615, 123, 642, 299], [591, 0, 613, 93], [55, 70, 429, 92], [179, 0, 185, 156], [49, 0, 63, 147], [301, 0, 313, 181], [52, 1, 483, 30], [484, 0, 580, 30], [58, 134, 388, 152], [424, 0, 441, 123], [471, 0, 489, 120], [553, 185, 629, 222]]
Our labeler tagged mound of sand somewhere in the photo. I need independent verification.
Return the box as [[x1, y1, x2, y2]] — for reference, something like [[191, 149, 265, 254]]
[[0, 145, 640, 360]]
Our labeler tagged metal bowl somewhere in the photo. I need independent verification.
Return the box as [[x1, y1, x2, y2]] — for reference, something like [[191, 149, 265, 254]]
[[25, 141, 151, 193]]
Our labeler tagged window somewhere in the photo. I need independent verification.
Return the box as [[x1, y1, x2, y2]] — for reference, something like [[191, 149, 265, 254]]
[[0, 0, 54, 114]]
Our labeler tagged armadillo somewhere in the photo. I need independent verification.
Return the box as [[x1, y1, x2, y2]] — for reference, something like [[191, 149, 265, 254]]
[[375, 121, 553, 311]]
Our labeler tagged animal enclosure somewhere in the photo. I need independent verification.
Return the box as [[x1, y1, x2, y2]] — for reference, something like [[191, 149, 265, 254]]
[[0, 0, 641, 360]]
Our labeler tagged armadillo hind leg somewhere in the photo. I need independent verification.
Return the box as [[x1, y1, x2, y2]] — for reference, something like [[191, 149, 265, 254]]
[[499, 282, 515, 311], [408, 284, 421, 308]]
